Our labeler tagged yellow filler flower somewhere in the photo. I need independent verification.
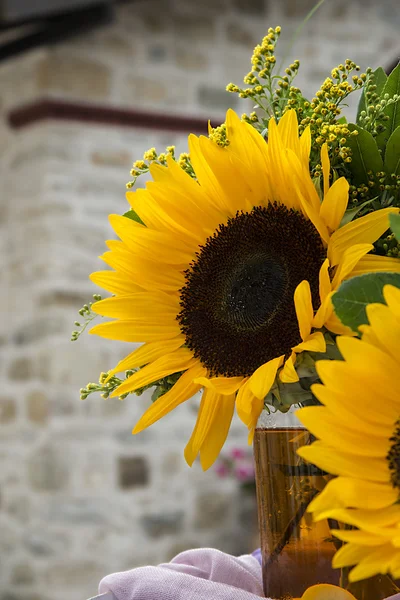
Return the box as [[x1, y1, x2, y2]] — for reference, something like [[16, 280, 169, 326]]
[[297, 285, 400, 583], [294, 584, 357, 600], [89, 108, 398, 469]]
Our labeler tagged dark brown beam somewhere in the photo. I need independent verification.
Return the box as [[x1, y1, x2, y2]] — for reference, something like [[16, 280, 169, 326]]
[[7, 98, 212, 134]]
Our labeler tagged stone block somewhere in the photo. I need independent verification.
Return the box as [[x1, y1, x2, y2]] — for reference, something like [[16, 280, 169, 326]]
[[11, 563, 35, 585], [282, 0, 318, 18], [24, 529, 69, 557], [0, 397, 16, 423], [233, 0, 266, 13], [27, 444, 69, 492], [36, 53, 111, 100], [226, 22, 257, 47], [140, 511, 184, 538], [45, 498, 110, 525], [118, 455, 149, 489], [173, 15, 215, 42], [8, 358, 33, 382], [175, 49, 209, 71], [45, 560, 104, 588], [197, 85, 238, 113], [194, 491, 231, 529], [13, 317, 65, 346], [91, 149, 131, 168], [26, 391, 49, 425]]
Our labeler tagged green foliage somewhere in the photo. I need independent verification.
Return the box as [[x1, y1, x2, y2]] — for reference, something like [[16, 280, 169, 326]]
[[384, 126, 400, 177], [389, 213, 400, 241], [123, 209, 145, 226], [71, 294, 102, 341], [376, 63, 400, 150], [357, 66, 387, 123], [332, 272, 400, 333], [345, 124, 383, 186]]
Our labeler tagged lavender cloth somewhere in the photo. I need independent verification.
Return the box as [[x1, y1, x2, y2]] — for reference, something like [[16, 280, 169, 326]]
[[98, 547, 400, 600]]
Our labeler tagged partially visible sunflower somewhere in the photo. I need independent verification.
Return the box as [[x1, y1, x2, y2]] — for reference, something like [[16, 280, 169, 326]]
[[297, 285, 400, 583], [89, 108, 399, 469], [295, 584, 357, 600]]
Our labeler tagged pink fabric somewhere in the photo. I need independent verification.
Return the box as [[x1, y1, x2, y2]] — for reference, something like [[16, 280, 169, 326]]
[[98, 547, 400, 600], [99, 548, 264, 599]]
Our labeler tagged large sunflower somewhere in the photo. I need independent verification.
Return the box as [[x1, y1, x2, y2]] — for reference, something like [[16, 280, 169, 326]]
[[297, 285, 400, 583], [90, 108, 398, 469]]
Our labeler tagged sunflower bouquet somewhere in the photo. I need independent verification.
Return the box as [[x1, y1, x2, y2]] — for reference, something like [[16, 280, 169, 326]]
[[73, 23, 400, 600]]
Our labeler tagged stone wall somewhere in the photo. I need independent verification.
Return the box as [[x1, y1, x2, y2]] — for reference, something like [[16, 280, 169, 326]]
[[0, 0, 399, 598]]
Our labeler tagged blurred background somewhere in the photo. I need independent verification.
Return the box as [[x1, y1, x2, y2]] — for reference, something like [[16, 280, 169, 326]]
[[0, 0, 399, 598]]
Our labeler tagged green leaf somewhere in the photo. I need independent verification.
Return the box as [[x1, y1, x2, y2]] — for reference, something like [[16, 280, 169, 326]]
[[339, 197, 376, 227], [337, 116, 347, 124], [123, 209, 145, 226], [332, 272, 400, 333], [346, 124, 384, 186], [356, 66, 387, 124], [389, 213, 400, 242], [384, 125, 400, 176], [375, 63, 400, 150]]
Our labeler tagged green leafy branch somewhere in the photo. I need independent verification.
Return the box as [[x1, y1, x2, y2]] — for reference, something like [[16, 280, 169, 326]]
[[71, 294, 102, 341]]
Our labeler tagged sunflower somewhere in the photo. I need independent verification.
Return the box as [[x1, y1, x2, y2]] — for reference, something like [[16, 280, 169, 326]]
[[297, 284, 400, 583], [89, 108, 398, 469], [295, 585, 357, 600]]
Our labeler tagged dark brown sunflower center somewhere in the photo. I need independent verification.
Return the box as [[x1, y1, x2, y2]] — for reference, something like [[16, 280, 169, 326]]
[[387, 419, 400, 490], [177, 204, 326, 377]]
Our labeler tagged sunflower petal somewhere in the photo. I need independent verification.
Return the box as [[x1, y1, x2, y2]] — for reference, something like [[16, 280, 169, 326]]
[[307, 477, 397, 514], [328, 207, 399, 266], [320, 177, 349, 233], [321, 143, 330, 198], [346, 254, 400, 278], [280, 353, 299, 383], [132, 361, 206, 433], [89, 319, 180, 342], [193, 376, 244, 395], [184, 388, 220, 466], [105, 337, 184, 381], [293, 331, 326, 353], [248, 355, 285, 399], [301, 584, 357, 600], [90, 271, 143, 295], [294, 280, 313, 341], [111, 347, 197, 396], [331, 243, 374, 289], [199, 393, 236, 470]]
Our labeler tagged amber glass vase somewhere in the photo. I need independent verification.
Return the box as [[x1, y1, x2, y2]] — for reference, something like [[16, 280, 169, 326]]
[[253, 408, 399, 600]]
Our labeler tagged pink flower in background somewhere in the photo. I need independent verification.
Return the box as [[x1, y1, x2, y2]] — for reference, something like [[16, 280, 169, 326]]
[[214, 447, 255, 489], [229, 447, 246, 460], [235, 463, 255, 483], [215, 463, 230, 478]]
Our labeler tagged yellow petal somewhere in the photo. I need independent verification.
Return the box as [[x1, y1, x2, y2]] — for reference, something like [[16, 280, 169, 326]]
[[348, 545, 397, 582], [320, 177, 349, 233], [307, 477, 397, 514], [89, 319, 180, 342], [328, 207, 399, 266], [132, 361, 206, 433], [297, 407, 390, 457], [365, 302, 400, 363], [321, 143, 330, 198], [109, 214, 194, 265], [193, 376, 244, 395], [105, 337, 184, 382], [199, 393, 236, 470], [331, 529, 394, 546], [331, 243, 374, 290], [293, 331, 326, 353], [111, 347, 197, 396], [301, 584, 356, 600], [318, 258, 331, 304], [313, 291, 334, 329], [298, 442, 389, 482], [325, 310, 356, 336], [248, 355, 285, 399], [343, 254, 400, 279], [184, 388, 219, 466], [332, 543, 371, 570], [384, 284, 400, 321], [92, 292, 179, 320], [294, 280, 313, 341], [236, 381, 264, 431], [90, 270, 143, 295], [299, 125, 311, 167], [279, 353, 299, 383]]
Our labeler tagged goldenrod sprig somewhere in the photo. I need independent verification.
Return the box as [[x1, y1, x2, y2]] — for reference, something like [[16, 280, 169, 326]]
[[71, 294, 102, 341]]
